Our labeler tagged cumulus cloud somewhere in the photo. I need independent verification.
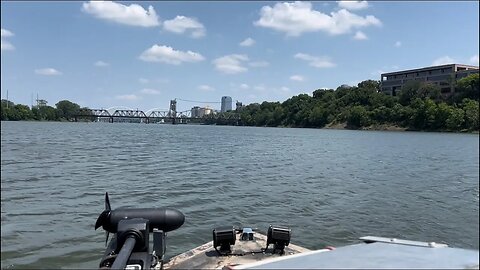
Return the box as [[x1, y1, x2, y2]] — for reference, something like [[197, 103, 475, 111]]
[[280, 86, 290, 92], [35, 68, 62, 76], [240, 83, 250, 89], [139, 44, 205, 65], [163, 16, 206, 38], [239, 37, 255, 47], [470, 55, 479, 65], [116, 94, 141, 100], [294, 53, 336, 68], [371, 65, 400, 76], [254, 85, 266, 91], [337, 1, 369, 10], [198, 85, 215, 91], [213, 54, 249, 74], [1, 29, 14, 37], [1, 40, 14, 51], [432, 56, 455, 66], [94, 60, 109, 67], [254, 1, 381, 37], [290, 75, 305, 81], [82, 1, 159, 27], [394, 41, 402, 47], [140, 88, 160, 95], [249, 61, 269, 67], [353, 31, 368, 40], [1, 28, 15, 51]]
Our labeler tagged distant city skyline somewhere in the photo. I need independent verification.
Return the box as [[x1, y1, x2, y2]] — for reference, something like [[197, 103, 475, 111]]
[[1, 1, 479, 111]]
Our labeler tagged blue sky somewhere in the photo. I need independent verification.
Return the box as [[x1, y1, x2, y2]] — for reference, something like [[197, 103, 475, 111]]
[[1, 1, 479, 112]]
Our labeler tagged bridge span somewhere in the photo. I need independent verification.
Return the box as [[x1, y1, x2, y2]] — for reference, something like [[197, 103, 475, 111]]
[[74, 108, 240, 124]]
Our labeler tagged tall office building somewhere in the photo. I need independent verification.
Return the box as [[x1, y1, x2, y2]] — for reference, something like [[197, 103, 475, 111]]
[[221, 96, 232, 112]]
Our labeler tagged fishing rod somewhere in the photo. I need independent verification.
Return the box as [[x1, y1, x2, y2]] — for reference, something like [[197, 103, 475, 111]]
[[95, 193, 185, 270]]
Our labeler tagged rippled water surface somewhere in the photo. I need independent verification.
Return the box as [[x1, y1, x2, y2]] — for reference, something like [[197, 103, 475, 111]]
[[1, 121, 479, 269]]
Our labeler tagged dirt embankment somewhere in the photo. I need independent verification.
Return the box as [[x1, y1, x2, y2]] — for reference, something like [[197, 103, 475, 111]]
[[324, 122, 408, 131]]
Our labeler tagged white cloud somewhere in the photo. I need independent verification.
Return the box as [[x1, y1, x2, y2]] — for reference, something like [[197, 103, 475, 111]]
[[371, 69, 385, 76], [35, 68, 62, 76], [254, 2, 381, 37], [254, 84, 266, 91], [116, 94, 141, 100], [371, 65, 400, 76], [140, 88, 161, 95], [94, 60, 109, 67], [1, 29, 14, 37], [1, 40, 14, 51], [163, 16, 206, 38], [394, 41, 402, 47], [240, 83, 250, 89], [294, 53, 336, 68], [198, 85, 215, 91], [1, 28, 15, 51], [290, 75, 305, 81], [353, 31, 368, 40], [280, 86, 290, 92], [239, 37, 255, 47], [82, 1, 159, 27], [470, 55, 479, 65], [139, 44, 205, 65], [213, 54, 249, 74], [337, 1, 369, 10], [432, 56, 456, 66], [139, 78, 149, 84], [249, 61, 269, 67]]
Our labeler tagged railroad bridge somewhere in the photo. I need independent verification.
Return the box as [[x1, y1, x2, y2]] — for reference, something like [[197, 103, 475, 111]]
[[74, 107, 240, 124]]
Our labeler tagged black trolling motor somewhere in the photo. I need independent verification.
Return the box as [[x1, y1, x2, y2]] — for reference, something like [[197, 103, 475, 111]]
[[95, 193, 185, 270]]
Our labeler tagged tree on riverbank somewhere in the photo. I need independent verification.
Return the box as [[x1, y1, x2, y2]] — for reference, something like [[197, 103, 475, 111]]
[[1, 99, 85, 122], [232, 73, 479, 132]]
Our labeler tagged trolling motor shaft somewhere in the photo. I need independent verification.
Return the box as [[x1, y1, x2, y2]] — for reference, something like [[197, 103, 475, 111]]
[[96, 193, 185, 270]]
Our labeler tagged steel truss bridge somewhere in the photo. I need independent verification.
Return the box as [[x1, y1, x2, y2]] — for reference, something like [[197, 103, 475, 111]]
[[74, 108, 240, 124]]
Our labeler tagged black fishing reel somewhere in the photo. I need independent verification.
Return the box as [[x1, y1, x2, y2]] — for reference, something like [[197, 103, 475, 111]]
[[95, 193, 185, 270]]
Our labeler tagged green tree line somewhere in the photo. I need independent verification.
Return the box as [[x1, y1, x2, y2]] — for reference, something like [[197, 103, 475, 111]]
[[218, 73, 479, 132], [1, 99, 89, 121], [2, 73, 478, 132]]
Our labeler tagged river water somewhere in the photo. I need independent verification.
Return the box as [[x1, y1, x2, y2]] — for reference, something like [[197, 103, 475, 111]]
[[1, 121, 479, 269]]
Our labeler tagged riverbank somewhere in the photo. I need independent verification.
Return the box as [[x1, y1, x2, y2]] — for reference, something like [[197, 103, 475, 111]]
[[2, 120, 479, 134], [323, 121, 479, 133]]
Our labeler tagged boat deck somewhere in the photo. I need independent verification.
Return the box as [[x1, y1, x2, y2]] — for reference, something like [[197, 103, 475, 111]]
[[163, 232, 311, 269]]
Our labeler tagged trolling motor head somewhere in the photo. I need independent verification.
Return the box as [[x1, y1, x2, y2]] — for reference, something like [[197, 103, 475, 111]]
[[95, 192, 185, 269], [95, 192, 185, 233]]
